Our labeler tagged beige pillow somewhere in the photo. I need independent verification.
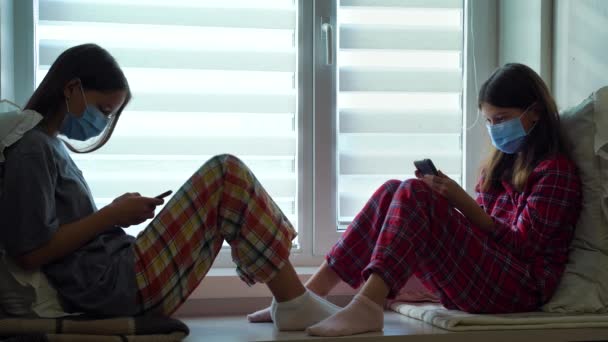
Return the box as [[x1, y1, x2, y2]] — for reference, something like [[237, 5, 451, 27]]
[[542, 86, 608, 313], [0, 104, 43, 162]]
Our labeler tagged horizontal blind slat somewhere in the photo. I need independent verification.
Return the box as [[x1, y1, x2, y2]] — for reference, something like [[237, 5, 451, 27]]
[[40, 0, 295, 29], [38, 21, 293, 50], [340, 153, 462, 175], [339, 133, 460, 154], [340, 49, 461, 69], [86, 174, 296, 198], [340, 25, 463, 50], [39, 44, 295, 72], [113, 112, 294, 137], [340, 0, 462, 8], [73, 155, 295, 176], [339, 110, 461, 134], [339, 67, 463, 92], [38, 68, 294, 94], [96, 136, 296, 156], [339, 92, 461, 111], [40, 0, 294, 8], [126, 93, 295, 113], [339, 7, 461, 27]]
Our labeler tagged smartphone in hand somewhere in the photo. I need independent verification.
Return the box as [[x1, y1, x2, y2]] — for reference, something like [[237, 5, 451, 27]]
[[414, 159, 439, 176], [154, 190, 173, 200]]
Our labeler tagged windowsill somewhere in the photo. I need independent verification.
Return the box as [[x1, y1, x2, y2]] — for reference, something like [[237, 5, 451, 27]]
[[174, 266, 357, 317], [180, 313, 608, 342], [204, 267, 319, 277], [175, 267, 430, 317], [188, 267, 351, 300]]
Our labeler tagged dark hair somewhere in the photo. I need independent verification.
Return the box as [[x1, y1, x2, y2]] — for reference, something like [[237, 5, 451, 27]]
[[25, 43, 131, 152], [478, 63, 567, 191]]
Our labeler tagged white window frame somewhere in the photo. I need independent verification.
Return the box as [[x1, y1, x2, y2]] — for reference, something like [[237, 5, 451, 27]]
[[5, 0, 500, 300], [311, 0, 499, 255], [312, 0, 342, 255]]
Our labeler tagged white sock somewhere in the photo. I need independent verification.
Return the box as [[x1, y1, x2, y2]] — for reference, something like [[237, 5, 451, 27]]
[[306, 294, 384, 337], [247, 306, 273, 323], [271, 290, 341, 331]]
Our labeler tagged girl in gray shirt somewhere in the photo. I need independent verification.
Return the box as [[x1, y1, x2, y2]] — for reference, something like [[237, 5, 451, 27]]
[[0, 44, 339, 331]]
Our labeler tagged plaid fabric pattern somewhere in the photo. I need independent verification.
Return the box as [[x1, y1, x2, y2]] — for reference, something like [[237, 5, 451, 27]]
[[326, 156, 581, 314], [476, 155, 582, 303], [132, 154, 296, 316]]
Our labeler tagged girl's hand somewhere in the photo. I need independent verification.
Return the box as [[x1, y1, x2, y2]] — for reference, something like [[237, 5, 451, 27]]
[[420, 170, 469, 206], [107, 194, 164, 228], [112, 192, 140, 204]]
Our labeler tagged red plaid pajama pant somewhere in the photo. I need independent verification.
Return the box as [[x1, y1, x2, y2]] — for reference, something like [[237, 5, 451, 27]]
[[132, 154, 297, 315], [327, 179, 541, 313]]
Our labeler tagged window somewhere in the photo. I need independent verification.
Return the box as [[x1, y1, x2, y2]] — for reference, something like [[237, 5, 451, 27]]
[[12, 0, 470, 265], [313, 0, 464, 253], [35, 0, 300, 247], [336, 0, 464, 225]]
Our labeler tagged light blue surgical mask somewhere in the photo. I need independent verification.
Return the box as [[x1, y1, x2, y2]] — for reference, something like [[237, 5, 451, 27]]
[[60, 85, 108, 141], [486, 106, 535, 154]]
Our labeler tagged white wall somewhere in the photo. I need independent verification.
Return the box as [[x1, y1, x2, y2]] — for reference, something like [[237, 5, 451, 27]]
[[13, 0, 35, 106], [0, 0, 15, 101], [553, 0, 608, 109], [463, 0, 498, 194], [0, 0, 34, 105], [498, 0, 553, 88]]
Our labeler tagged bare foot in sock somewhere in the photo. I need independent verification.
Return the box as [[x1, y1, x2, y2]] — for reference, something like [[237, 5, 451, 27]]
[[247, 292, 334, 324], [247, 306, 272, 323], [270, 291, 341, 331], [306, 294, 383, 337]]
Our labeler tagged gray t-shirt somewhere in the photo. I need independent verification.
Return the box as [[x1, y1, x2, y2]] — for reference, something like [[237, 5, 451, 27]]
[[0, 127, 138, 316]]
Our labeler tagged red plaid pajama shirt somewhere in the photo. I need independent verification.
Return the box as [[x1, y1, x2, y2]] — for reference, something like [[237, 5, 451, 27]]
[[327, 155, 581, 313], [132, 154, 296, 315]]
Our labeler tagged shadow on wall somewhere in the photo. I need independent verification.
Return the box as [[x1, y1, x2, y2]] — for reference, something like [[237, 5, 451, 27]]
[[567, 0, 608, 106]]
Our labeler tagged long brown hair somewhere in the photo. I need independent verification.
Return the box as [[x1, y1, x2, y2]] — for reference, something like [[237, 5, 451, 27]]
[[25, 43, 131, 153], [478, 63, 567, 192]]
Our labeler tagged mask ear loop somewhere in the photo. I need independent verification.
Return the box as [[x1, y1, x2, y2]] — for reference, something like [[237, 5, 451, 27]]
[[64, 95, 71, 114], [64, 79, 87, 116], [78, 82, 89, 109], [520, 103, 535, 118], [521, 103, 540, 134]]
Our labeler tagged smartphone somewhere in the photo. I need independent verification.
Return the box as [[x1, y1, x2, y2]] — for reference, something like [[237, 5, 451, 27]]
[[154, 190, 173, 199], [414, 159, 439, 176]]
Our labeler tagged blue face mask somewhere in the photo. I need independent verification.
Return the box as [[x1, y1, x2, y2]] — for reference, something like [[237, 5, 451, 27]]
[[60, 86, 109, 141], [486, 106, 534, 154]]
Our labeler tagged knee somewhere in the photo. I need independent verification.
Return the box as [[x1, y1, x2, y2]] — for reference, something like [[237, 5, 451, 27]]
[[401, 178, 426, 191], [197, 154, 250, 179], [205, 154, 247, 170], [215, 154, 243, 166], [396, 178, 432, 202], [371, 179, 403, 199], [382, 179, 402, 191]]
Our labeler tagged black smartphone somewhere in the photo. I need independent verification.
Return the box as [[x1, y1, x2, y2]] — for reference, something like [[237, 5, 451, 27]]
[[154, 190, 173, 199], [414, 159, 439, 176]]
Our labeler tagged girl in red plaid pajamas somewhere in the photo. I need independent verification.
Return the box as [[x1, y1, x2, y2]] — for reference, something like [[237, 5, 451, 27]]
[[250, 63, 582, 337], [2, 44, 341, 331]]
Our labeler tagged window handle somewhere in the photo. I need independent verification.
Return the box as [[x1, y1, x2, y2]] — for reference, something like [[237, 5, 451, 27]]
[[321, 18, 334, 65]]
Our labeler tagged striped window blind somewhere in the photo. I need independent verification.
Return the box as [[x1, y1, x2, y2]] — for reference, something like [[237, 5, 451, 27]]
[[36, 0, 298, 236], [337, 0, 464, 224]]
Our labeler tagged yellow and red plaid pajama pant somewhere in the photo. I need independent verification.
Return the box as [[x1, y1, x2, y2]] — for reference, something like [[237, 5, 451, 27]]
[[131, 154, 297, 315]]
